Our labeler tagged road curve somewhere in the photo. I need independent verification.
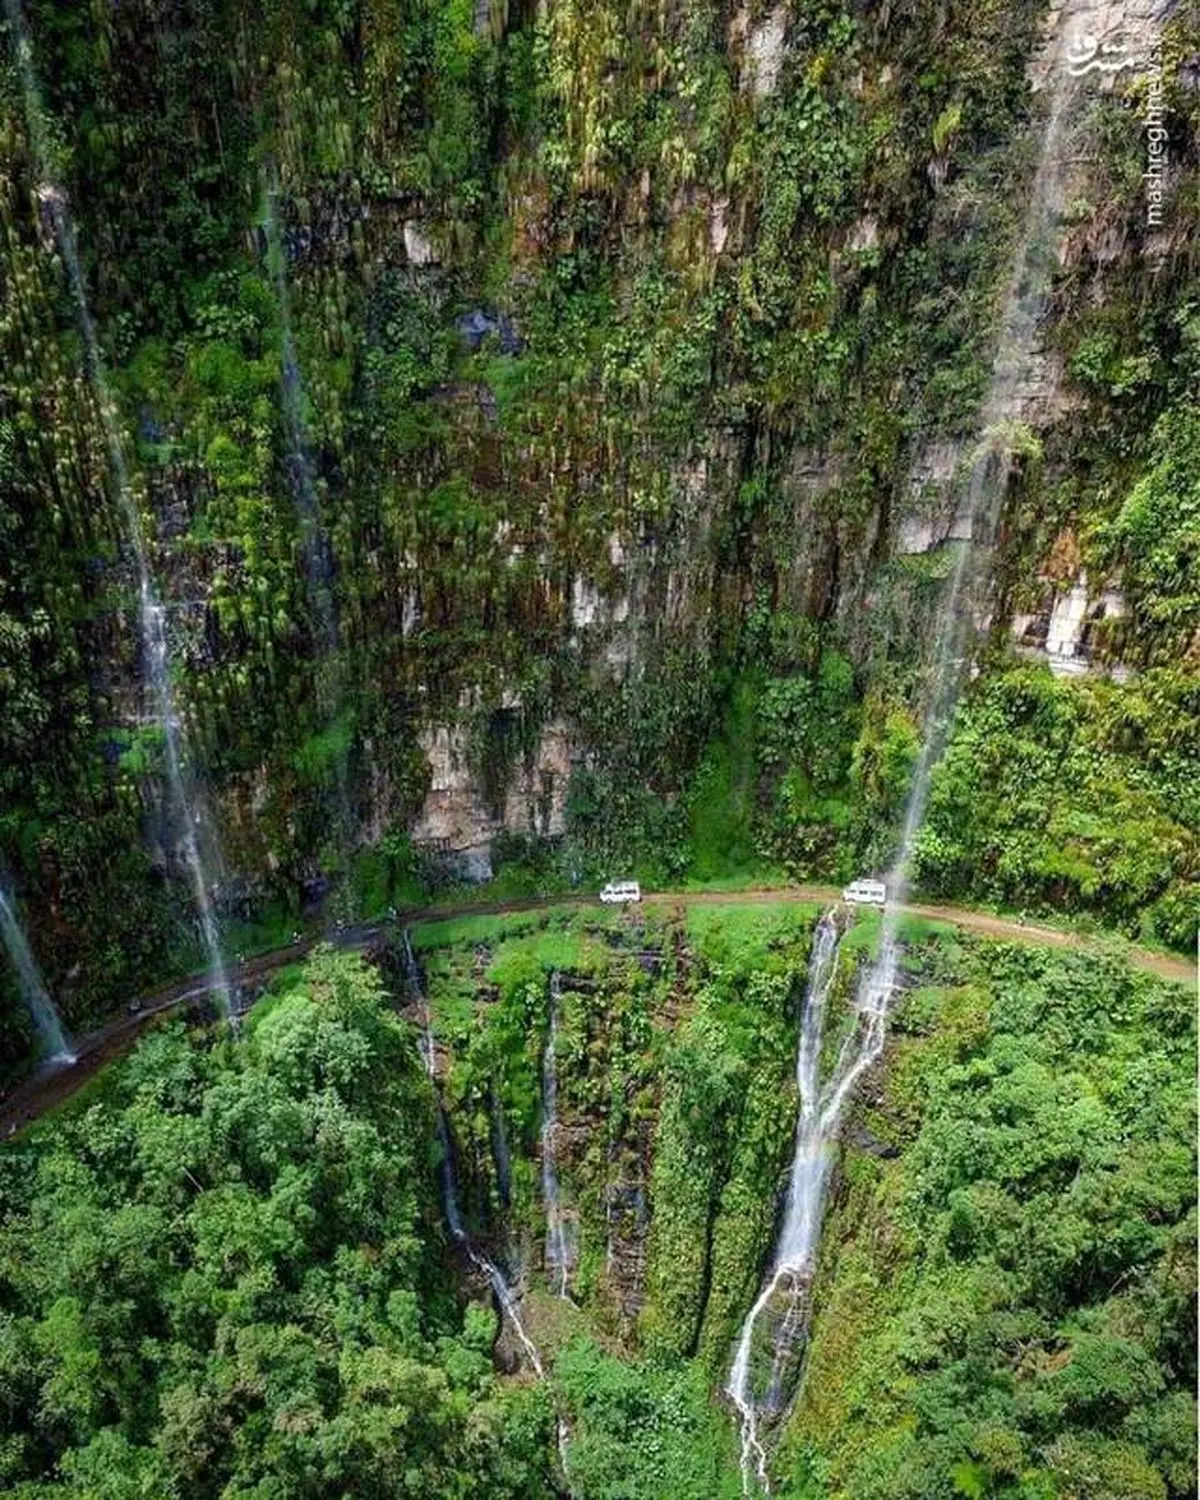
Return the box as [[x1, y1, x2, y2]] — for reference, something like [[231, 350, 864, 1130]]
[[2, 889, 1192, 1137]]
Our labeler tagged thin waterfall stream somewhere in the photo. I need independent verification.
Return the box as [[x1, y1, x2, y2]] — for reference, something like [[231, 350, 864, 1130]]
[[263, 179, 341, 667], [0, 890, 74, 1065], [727, 911, 858, 1489], [5, 0, 231, 1017], [401, 933, 574, 1486], [542, 971, 572, 1298], [261, 178, 353, 851], [727, 26, 1081, 1493]]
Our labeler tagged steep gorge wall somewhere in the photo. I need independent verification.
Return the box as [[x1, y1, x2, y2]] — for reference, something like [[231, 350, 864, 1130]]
[[0, 0, 1196, 1036], [409, 908, 1195, 1498]]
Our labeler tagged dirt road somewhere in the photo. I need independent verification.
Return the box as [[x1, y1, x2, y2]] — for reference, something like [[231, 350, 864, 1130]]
[[2, 889, 1191, 1137]]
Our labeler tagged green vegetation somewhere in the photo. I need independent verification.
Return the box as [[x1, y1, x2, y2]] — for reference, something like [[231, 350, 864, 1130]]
[[0, 0, 1197, 1481], [687, 677, 761, 881], [784, 940, 1196, 1500], [2, 909, 1192, 1498], [0, 0, 1194, 1066], [0, 949, 557, 1496], [916, 667, 1199, 949], [557, 1340, 742, 1498]]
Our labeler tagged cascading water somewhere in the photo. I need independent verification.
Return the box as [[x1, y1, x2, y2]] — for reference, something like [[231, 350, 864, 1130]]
[[4, 0, 231, 1017], [141, 591, 232, 1018], [260, 177, 353, 847], [542, 971, 573, 1297], [402, 932, 574, 1487], [402, 933, 546, 1369], [881, 38, 1079, 896], [0, 890, 74, 1066], [848, 18, 1084, 1066], [728, 35, 1081, 1493], [262, 181, 342, 668], [728, 912, 860, 1490]]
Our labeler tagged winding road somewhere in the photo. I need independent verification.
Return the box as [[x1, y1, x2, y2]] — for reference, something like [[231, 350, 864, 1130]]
[[1, 887, 1192, 1138]]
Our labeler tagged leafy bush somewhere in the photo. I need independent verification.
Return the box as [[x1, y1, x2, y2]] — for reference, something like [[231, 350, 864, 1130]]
[[0, 951, 556, 1496], [782, 943, 1196, 1500], [914, 666, 1199, 948]]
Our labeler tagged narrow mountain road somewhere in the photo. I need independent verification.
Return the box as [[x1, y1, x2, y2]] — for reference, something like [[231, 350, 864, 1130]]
[[2, 889, 1191, 1137]]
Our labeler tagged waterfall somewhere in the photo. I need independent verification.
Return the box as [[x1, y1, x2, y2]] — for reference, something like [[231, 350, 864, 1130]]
[[260, 177, 352, 848], [4, 0, 231, 1017], [402, 933, 545, 1366], [728, 32, 1081, 1493], [141, 591, 231, 1018], [402, 931, 575, 1487], [261, 179, 341, 669], [726, 916, 900, 1489], [886, 33, 1079, 883], [0, 890, 74, 1066], [727, 912, 850, 1489], [542, 971, 573, 1298], [845, 16, 1084, 1203]]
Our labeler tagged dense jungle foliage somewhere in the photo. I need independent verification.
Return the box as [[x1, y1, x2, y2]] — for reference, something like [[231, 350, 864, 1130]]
[[0, 910, 1191, 1498], [0, 0, 1195, 1492], [0, 948, 559, 1498], [0, 0, 1197, 1072]]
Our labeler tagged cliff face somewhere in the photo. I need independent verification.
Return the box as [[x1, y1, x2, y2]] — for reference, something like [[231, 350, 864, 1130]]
[[0, 0, 1196, 1035], [0, 917, 1191, 1498], [407, 906, 1195, 1498]]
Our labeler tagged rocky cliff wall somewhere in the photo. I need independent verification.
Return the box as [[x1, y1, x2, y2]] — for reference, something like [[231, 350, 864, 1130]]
[[0, 0, 1195, 1036]]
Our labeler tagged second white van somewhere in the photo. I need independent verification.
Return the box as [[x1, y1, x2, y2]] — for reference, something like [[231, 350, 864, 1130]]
[[600, 880, 642, 904], [842, 878, 887, 907]]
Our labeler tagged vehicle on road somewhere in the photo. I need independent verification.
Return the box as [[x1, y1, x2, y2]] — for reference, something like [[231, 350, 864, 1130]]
[[600, 880, 642, 905], [842, 878, 887, 907]]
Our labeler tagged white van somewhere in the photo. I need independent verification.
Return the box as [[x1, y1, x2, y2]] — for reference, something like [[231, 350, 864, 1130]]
[[842, 878, 887, 907], [600, 880, 642, 905]]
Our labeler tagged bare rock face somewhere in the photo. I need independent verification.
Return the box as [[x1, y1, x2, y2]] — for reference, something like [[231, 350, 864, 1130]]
[[410, 719, 574, 873], [1012, 569, 1129, 676], [1036, 0, 1171, 93], [709, 197, 730, 256], [986, 349, 1079, 427], [410, 726, 493, 855], [402, 220, 439, 265], [894, 510, 971, 555], [1045, 574, 1093, 666], [603, 1177, 650, 1330], [846, 215, 880, 254], [894, 443, 975, 555], [779, 447, 845, 616], [502, 723, 572, 839], [473, 0, 493, 38], [570, 575, 603, 628], [740, 6, 789, 99]]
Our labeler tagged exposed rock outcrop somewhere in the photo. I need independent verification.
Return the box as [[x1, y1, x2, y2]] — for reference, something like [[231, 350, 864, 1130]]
[[410, 719, 574, 874], [739, 6, 789, 99], [1012, 570, 1129, 676]]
